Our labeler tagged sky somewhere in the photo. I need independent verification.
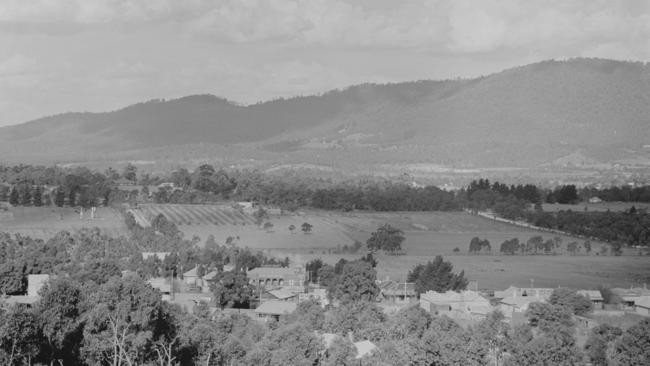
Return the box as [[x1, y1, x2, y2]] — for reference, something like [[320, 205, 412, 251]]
[[0, 0, 649, 127]]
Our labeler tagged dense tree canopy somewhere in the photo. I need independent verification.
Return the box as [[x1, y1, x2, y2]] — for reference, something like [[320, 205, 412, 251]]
[[407, 256, 468, 294]]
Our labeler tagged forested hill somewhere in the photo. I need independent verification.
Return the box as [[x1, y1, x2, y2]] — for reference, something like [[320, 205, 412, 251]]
[[1, 58, 649, 167]]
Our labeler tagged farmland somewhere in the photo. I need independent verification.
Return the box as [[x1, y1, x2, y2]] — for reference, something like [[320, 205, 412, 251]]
[[0, 206, 126, 239], [126, 204, 650, 291], [3, 203, 650, 292]]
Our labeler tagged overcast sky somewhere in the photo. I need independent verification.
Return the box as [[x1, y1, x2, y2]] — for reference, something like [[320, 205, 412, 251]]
[[0, 0, 648, 127]]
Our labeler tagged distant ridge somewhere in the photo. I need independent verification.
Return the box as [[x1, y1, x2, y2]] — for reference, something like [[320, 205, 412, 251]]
[[1, 58, 649, 169]]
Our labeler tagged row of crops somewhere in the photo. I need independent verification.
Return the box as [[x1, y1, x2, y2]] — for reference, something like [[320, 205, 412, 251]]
[[139, 204, 257, 226]]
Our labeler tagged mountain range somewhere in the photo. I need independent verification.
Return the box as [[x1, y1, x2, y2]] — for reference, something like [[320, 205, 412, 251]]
[[1, 58, 649, 175]]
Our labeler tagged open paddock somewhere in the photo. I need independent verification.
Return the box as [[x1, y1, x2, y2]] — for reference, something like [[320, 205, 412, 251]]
[[0, 206, 127, 239]]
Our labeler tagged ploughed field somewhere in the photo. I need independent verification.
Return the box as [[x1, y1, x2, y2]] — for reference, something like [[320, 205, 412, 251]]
[[0, 206, 126, 239]]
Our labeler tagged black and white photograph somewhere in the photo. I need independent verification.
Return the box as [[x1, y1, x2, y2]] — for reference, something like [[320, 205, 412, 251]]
[[0, 1, 649, 365]]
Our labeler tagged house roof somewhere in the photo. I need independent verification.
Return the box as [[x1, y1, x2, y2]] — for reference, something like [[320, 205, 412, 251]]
[[354, 340, 377, 359], [577, 290, 604, 301], [184, 267, 199, 277], [248, 267, 301, 278], [204, 270, 219, 281], [500, 296, 545, 308], [1, 296, 39, 306], [254, 300, 297, 315], [268, 288, 299, 300], [420, 290, 488, 304], [635, 296, 650, 309], [380, 281, 416, 296], [148, 278, 172, 293]]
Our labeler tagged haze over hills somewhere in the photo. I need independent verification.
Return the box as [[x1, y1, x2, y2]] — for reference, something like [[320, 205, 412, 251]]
[[1, 58, 650, 174]]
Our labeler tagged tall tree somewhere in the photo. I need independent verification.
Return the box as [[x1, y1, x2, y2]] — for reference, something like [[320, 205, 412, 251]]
[[8, 186, 19, 206], [32, 186, 42, 207], [610, 318, 650, 366], [332, 260, 379, 304], [407, 256, 468, 294], [366, 223, 405, 253], [210, 271, 254, 309]]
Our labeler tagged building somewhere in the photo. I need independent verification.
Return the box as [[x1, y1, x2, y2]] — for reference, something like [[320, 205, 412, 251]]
[[254, 300, 297, 322], [0, 274, 50, 309], [577, 290, 604, 310], [494, 286, 554, 301], [419, 290, 492, 319], [148, 278, 173, 300], [499, 296, 546, 318], [247, 266, 306, 289], [27, 274, 50, 297], [634, 296, 650, 316], [379, 281, 417, 304]]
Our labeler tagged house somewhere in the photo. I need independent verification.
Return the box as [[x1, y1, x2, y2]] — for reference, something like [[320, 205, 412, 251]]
[[0, 274, 50, 309], [148, 278, 173, 300], [612, 287, 650, 309], [494, 286, 554, 301], [419, 290, 492, 319], [183, 267, 204, 289], [27, 274, 50, 297], [254, 300, 297, 322], [577, 290, 604, 309], [499, 296, 546, 318], [247, 266, 306, 289], [379, 281, 417, 304], [634, 296, 650, 316]]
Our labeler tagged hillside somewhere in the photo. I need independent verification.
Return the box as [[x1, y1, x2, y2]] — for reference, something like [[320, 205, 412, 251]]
[[1, 58, 649, 169]]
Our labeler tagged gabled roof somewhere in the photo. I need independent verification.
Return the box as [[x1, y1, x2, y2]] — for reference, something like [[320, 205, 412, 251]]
[[420, 290, 488, 304], [500, 296, 545, 308], [268, 288, 299, 300], [577, 290, 604, 301], [184, 267, 199, 277], [204, 270, 219, 281], [1, 296, 39, 306], [254, 300, 297, 315], [248, 267, 301, 278], [380, 281, 416, 296]]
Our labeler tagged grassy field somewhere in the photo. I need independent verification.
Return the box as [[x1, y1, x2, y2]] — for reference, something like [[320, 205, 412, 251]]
[[150, 206, 650, 291], [0, 206, 126, 239], [4, 204, 649, 291]]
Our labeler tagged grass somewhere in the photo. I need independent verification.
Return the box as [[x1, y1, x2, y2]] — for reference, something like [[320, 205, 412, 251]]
[[4, 205, 649, 292], [0, 206, 126, 239]]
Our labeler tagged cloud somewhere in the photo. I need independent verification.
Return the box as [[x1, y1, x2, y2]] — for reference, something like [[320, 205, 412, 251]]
[[1, 0, 648, 57]]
